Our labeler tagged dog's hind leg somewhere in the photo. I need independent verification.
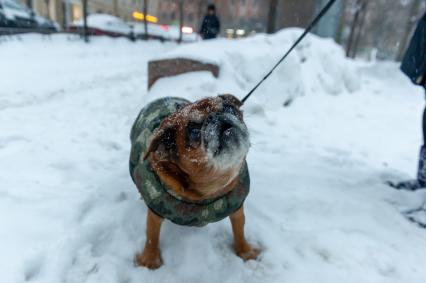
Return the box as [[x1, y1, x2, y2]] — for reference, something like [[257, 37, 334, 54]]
[[229, 206, 260, 261], [135, 209, 164, 269]]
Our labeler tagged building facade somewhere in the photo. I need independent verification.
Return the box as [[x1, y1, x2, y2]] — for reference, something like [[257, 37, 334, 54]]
[[172, 0, 318, 37], [276, 0, 316, 29], [18, 0, 341, 40], [18, 0, 321, 36], [20, 0, 157, 28], [156, 0, 267, 36]]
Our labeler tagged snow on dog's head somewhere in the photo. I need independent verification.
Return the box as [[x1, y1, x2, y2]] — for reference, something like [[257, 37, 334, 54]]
[[144, 94, 249, 198]]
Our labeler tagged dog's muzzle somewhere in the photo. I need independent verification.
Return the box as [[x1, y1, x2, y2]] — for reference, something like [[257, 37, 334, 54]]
[[203, 113, 249, 158]]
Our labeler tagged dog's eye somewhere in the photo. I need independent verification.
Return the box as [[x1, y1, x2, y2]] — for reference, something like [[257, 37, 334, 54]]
[[190, 128, 201, 140], [186, 122, 202, 148]]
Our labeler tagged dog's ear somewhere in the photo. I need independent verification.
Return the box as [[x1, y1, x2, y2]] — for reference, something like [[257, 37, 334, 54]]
[[219, 94, 243, 108], [143, 127, 176, 160]]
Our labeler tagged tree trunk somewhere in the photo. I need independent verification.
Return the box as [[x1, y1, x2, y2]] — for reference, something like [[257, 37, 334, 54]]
[[397, 0, 423, 61], [44, 0, 51, 19], [351, 0, 369, 58], [178, 0, 184, 43], [267, 0, 279, 34], [113, 0, 118, 17], [82, 0, 89, 43], [346, 0, 362, 57], [144, 0, 148, 40]]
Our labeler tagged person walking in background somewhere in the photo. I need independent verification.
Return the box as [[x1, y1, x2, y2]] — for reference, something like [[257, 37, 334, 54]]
[[200, 4, 220, 40], [390, 11, 426, 190]]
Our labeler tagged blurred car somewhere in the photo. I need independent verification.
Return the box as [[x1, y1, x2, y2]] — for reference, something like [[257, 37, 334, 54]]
[[131, 22, 200, 42], [0, 0, 59, 31], [130, 22, 169, 41], [167, 25, 200, 42], [0, 0, 36, 28], [69, 14, 132, 37], [0, 6, 6, 26], [34, 15, 60, 31]]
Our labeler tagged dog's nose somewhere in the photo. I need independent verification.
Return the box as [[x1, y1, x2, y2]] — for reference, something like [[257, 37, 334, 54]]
[[204, 113, 240, 142], [220, 121, 233, 136], [219, 117, 239, 146]]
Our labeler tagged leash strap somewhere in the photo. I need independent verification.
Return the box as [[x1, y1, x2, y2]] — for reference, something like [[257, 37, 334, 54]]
[[241, 0, 338, 104]]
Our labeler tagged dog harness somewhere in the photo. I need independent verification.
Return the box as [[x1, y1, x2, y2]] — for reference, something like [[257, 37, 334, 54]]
[[129, 97, 250, 227]]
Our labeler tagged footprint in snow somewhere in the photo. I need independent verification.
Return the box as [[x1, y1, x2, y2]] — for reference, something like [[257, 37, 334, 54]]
[[0, 135, 30, 150]]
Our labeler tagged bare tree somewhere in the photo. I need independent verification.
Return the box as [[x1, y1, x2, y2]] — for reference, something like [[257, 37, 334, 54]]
[[144, 0, 149, 40], [178, 0, 184, 43], [26, 0, 33, 9], [346, 0, 363, 57], [113, 0, 118, 17], [82, 0, 89, 43], [267, 0, 279, 34], [338, 0, 425, 59], [351, 0, 369, 58], [44, 0, 50, 19]]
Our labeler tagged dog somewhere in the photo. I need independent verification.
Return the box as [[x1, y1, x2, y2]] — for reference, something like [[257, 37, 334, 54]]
[[129, 94, 259, 269]]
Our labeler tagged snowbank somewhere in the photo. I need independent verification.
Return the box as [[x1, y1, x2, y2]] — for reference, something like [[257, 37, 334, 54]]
[[151, 29, 360, 110], [1, 32, 426, 283]]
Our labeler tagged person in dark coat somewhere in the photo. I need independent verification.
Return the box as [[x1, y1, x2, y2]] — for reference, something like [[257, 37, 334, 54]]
[[390, 11, 426, 190], [199, 4, 220, 40]]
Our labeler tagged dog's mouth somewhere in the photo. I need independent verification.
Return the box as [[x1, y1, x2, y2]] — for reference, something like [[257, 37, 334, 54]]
[[202, 113, 249, 166]]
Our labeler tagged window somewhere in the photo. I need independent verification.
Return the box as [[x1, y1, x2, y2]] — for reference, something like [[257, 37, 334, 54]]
[[72, 4, 82, 21]]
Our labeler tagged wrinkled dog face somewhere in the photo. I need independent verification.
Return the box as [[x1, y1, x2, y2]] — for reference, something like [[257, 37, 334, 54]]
[[201, 98, 249, 170], [145, 94, 249, 177]]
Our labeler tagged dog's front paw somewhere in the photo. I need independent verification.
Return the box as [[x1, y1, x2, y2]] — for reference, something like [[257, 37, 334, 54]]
[[236, 243, 260, 261], [135, 249, 163, 269]]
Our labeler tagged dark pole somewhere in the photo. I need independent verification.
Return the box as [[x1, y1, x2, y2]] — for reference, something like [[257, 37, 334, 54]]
[[144, 0, 148, 40], [82, 0, 89, 43], [178, 0, 184, 43], [113, 0, 118, 16], [44, 0, 50, 19], [351, 0, 369, 58], [346, 0, 361, 57], [267, 0, 278, 34]]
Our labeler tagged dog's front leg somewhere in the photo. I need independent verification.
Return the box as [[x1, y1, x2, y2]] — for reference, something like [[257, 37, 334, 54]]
[[229, 206, 260, 261], [135, 209, 164, 269]]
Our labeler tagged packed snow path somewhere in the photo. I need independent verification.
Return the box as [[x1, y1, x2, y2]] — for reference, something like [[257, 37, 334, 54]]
[[1, 33, 426, 283]]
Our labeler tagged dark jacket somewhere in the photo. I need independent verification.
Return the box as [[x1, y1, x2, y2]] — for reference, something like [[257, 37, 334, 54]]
[[200, 15, 220, 40], [401, 12, 426, 86]]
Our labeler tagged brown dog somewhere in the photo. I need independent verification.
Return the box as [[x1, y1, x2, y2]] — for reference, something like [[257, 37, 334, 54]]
[[129, 95, 259, 269]]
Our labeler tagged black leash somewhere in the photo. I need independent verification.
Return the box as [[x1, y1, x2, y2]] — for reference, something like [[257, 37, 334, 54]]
[[241, 0, 338, 104]]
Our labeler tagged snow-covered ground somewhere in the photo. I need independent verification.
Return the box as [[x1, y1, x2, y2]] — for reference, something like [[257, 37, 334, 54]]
[[1, 32, 426, 283]]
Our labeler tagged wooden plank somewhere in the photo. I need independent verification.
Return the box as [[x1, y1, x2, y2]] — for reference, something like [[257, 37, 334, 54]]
[[148, 58, 219, 89]]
